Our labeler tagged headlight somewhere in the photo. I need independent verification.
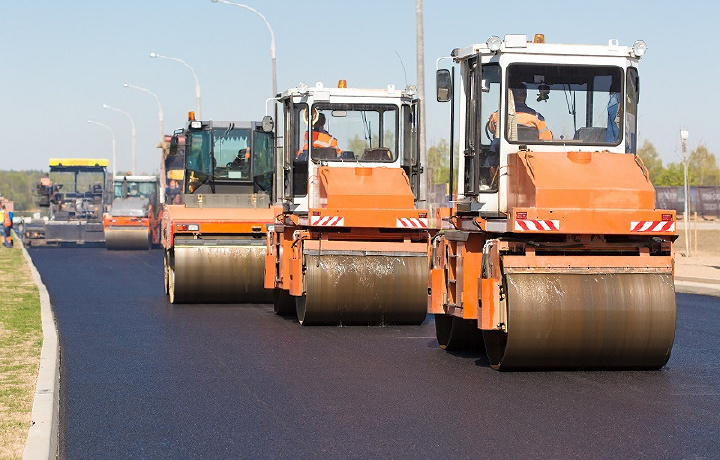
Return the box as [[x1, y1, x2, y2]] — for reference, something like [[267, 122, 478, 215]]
[[632, 40, 647, 57], [486, 36, 502, 52]]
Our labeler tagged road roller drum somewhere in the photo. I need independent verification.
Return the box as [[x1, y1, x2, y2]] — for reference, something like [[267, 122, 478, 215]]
[[169, 240, 271, 304], [105, 227, 151, 250], [483, 271, 676, 370], [296, 252, 427, 326]]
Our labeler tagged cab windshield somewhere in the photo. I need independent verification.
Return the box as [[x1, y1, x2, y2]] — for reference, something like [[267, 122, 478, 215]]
[[502, 64, 623, 145], [50, 171, 105, 196], [113, 181, 157, 198], [211, 127, 252, 180], [294, 104, 398, 162], [185, 126, 251, 192]]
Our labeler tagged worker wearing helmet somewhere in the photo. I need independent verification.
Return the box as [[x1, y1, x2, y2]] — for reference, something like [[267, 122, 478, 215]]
[[297, 112, 342, 161], [488, 84, 553, 141]]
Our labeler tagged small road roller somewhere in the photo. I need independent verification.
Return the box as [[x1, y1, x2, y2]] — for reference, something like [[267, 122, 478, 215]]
[[264, 81, 431, 325], [162, 114, 280, 304], [430, 35, 677, 370], [104, 175, 160, 250]]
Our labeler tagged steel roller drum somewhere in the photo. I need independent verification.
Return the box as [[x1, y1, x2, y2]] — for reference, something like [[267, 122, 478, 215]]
[[105, 227, 151, 250], [296, 253, 427, 325], [171, 242, 271, 303], [483, 272, 676, 370]]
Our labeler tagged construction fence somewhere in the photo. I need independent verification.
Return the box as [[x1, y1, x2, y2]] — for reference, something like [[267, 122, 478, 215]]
[[656, 186, 720, 219]]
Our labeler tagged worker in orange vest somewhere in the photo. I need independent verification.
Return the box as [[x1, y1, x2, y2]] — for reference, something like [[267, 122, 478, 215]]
[[488, 84, 552, 141], [297, 112, 342, 161], [2, 205, 13, 248]]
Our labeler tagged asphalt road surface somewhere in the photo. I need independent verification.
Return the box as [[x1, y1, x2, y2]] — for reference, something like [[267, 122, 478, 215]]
[[29, 248, 720, 459]]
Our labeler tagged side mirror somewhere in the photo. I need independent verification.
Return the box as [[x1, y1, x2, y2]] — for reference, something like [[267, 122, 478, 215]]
[[262, 115, 274, 133], [436, 69, 452, 102]]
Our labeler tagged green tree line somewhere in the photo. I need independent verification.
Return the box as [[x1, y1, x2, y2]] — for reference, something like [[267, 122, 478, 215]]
[[637, 140, 720, 186], [0, 170, 45, 211], [426, 138, 459, 185]]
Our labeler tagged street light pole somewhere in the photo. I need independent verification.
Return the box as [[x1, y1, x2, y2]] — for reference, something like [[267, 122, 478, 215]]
[[416, 0, 427, 206], [680, 129, 689, 257], [150, 52, 202, 119], [123, 83, 164, 144], [103, 104, 136, 175], [87, 120, 116, 175], [210, 0, 277, 98]]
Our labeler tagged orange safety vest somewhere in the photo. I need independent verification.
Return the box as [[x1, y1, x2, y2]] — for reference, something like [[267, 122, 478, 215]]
[[297, 130, 342, 158], [489, 109, 553, 141], [3, 211, 11, 227]]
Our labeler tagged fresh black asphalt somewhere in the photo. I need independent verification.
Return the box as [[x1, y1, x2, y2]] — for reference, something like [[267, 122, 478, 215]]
[[29, 248, 720, 459]]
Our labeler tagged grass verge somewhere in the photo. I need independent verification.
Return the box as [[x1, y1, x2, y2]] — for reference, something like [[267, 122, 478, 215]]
[[0, 234, 42, 460]]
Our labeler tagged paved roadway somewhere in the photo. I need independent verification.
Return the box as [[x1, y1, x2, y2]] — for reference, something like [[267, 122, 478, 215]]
[[29, 248, 720, 459]]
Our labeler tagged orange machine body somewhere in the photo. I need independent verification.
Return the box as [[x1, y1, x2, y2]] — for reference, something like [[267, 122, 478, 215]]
[[104, 175, 162, 249], [163, 203, 280, 248], [266, 166, 429, 294], [103, 212, 161, 245], [266, 82, 430, 324], [430, 148, 675, 323]]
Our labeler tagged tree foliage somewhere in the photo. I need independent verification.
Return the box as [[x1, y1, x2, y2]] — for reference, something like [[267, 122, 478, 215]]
[[637, 140, 664, 183], [655, 163, 685, 186], [426, 138, 460, 185], [0, 170, 44, 212], [688, 144, 720, 185], [637, 141, 720, 187]]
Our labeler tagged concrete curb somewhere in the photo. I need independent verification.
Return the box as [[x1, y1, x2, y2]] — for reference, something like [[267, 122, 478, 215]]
[[20, 235, 60, 460], [675, 280, 720, 297]]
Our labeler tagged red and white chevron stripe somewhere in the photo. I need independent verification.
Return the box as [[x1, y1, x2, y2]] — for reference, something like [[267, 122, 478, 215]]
[[310, 215, 345, 226], [514, 219, 560, 231], [630, 221, 675, 232], [396, 217, 428, 228]]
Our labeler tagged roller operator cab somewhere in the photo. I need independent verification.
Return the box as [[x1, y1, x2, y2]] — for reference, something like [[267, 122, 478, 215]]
[[265, 81, 431, 325], [431, 36, 677, 370], [103, 175, 161, 250], [162, 115, 280, 304]]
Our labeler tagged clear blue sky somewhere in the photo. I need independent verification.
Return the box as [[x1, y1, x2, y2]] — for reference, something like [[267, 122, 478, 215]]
[[0, 0, 714, 174]]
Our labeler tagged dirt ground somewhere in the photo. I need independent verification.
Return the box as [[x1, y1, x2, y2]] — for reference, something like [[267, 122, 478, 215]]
[[674, 228, 720, 280]]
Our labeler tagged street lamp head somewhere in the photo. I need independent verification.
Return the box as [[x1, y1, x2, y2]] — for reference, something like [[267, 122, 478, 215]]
[[123, 83, 129, 88], [102, 104, 110, 109], [680, 129, 689, 142], [150, 52, 158, 58], [210, 0, 219, 2]]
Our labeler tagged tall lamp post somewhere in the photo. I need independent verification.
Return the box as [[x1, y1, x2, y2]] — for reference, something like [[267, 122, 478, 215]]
[[210, 0, 277, 99], [416, 0, 427, 206], [150, 52, 202, 119], [123, 83, 164, 144], [87, 120, 117, 175], [103, 104, 136, 175], [680, 129, 690, 256]]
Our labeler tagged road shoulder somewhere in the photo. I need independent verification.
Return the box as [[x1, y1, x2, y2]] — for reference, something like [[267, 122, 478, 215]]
[[21, 243, 60, 460]]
